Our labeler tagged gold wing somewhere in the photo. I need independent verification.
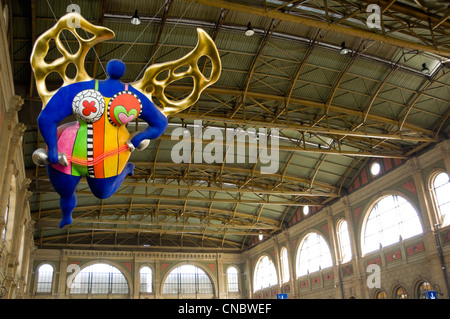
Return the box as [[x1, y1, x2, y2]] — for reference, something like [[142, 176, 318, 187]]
[[133, 28, 221, 117], [30, 12, 115, 109]]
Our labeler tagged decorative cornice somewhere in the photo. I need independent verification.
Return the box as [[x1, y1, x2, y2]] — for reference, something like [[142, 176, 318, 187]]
[[60, 249, 221, 260], [11, 95, 24, 112], [11, 123, 26, 142]]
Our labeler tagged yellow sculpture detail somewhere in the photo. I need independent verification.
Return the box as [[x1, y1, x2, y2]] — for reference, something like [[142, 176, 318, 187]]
[[30, 12, 221, 116]]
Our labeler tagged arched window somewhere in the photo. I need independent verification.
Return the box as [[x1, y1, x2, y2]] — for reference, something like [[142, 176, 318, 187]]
[[431, 172, 450, 227], [226, 266, 239, 293], [140, 266, 153, 293], [296, 232, 333, 277], [395, 286, 408, 299], [253, 256, 277, 292], [418, 281, 432, 299], [70, 263, 129, 295], [162, 264, 213, 295], [337, 220, 352, 263], [280, 247, 290, 283], [36, 264, 54, 293], [362, 195, 423, 255], [375, 290, 387, 299]]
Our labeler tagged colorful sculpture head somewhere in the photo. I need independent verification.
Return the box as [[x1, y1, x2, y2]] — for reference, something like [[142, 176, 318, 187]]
[[106, 59, 126, 79]]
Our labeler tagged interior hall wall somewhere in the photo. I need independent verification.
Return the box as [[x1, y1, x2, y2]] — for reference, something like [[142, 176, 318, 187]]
[[27, 140, 450, 299], [0, 2, 33, 300], [247, 139, 450, 299]]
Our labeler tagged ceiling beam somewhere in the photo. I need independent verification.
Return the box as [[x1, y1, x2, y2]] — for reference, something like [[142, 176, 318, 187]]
[[399, 67, 448, 131], [47, 189, 321, 206], [50, 226, 262, 241], [32, 166, 340, 196], [166, 85, 436, 137], [29, 161, 339, 191], [358, 0, 450, 30], [138, 162, 339, 191], [22, 81, 437, 138], [432, 10, 450, 31], [184, 0, 450, 57], [239, 18, 278, 117], [285, 30, 320, 111], [120, 180, 339, 197], [35, 231, 245, 250], [150, 0, 173, 64], [34, 203, 284, 228], [155, 133, 407, 157], [168, 114, 433, 145], [39, 217, 281, 231], [35, 242, 243, 252]]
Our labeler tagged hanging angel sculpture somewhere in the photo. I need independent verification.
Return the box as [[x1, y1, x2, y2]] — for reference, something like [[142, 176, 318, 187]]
[[30, 13, 221, 228]]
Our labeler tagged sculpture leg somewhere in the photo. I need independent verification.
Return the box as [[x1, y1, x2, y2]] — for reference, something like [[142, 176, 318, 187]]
[[47, 165, 81, 228], [87, 162, 135, 199]]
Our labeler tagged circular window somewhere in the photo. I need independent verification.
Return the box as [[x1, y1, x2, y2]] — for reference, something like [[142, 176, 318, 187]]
[[303, 206, 310, 216], [370, 162, 381, 176]]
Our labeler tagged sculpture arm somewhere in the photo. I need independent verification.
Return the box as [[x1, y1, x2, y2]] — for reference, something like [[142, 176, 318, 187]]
[[129, 89, 168, 149], [37, 82, 92, 163]]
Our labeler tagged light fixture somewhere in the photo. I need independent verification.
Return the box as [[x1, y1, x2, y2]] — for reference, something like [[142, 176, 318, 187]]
[[370, 162, 381, 176], [303, 205, 309, 216], [340, 42, 351, 55], [131, 9, 141, 25], [421, 63, 430, 75], [259, 234, 264, 241], [183, 124, 190, 136], [245, 22, 254, 36]]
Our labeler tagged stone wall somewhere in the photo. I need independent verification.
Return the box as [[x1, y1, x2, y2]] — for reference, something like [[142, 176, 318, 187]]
[[246, 140, 450, 299], [29, 249, 247, 299], [0, 2, 34, 300]]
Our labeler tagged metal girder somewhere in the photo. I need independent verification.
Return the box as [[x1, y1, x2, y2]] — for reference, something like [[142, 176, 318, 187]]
[[432, 10, 450, 31], [149, 0, 173, 65], [399, 67, 448, 131], [121, 181, 339, 197], [324, 41, 372, 116], [29, 161, 339, 192], [34, 203, 284, 228], [166, 85, 436, 137], [358, 0, 450, 30], [184, 0, 450, 57], [239, 18, 278, 116], [23, 73, 439, 141], [285, 30, 320, 111], [136, 162, 339, 191], [157, 134, 407, 158], [36, 231, 245, 251], [36, 242, 244, 252], [170, 113, 433, 144], [38, 219, 280, 235], [92, 0, 107, 78], [55, 190, 322, 206]]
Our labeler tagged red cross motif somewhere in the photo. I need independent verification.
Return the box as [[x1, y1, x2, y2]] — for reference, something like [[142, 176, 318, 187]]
[[82, 100, 97, 116]]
